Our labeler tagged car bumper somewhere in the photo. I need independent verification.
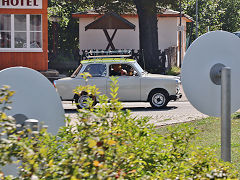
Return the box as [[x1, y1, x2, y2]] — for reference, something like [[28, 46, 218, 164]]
[[169, 93, 182, 101]]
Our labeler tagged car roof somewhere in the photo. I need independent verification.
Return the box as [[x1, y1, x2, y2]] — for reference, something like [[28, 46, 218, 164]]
[[81, 58, 136, 64]]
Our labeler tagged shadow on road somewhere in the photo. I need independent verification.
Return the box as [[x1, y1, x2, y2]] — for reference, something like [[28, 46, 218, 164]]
[[64, 106, 178, 114], [123, 106, 177, 112]]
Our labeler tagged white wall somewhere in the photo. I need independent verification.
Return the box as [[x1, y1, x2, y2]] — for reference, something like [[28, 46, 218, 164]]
[[157, 17, 178, 50], [112, 17, 139, 50], [79, 18, 108, 51]]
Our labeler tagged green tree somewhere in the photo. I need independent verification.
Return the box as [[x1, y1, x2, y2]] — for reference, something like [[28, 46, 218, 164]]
[[179, 0, 240, 42], [133, 0, 160, 73], [133, 0, 178, 72], [48, 0, 82, 61], [218, 0, 240, 32]]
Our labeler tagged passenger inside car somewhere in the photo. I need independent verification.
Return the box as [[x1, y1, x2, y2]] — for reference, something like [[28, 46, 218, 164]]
[[128, 67, 134, 76], [110, 64, 127, 76]]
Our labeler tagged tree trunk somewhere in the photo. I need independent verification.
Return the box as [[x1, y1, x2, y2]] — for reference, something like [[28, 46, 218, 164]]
[[134, 0, 162, 73]]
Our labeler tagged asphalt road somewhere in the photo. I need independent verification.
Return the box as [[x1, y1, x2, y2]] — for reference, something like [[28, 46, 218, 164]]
[[63, 87, 208, 126]]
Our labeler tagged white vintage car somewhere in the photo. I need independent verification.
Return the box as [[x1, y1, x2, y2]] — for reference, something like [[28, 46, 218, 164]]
[[54, 57, 182, 109]]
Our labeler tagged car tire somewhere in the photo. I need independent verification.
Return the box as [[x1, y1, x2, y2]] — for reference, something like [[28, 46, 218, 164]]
[[149, 90, 169, 109], [74, 94, 96, 109]]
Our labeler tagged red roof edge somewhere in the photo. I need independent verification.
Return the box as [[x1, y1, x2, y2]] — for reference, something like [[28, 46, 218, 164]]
[[72, 13, 193, 22]]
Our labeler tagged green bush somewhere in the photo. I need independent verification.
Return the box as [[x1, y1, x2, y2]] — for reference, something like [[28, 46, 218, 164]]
[[166, 66, 181, 76], [0, 80, 238, 179]]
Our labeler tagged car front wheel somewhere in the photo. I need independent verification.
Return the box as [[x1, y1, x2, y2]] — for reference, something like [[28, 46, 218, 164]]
[[149, 90, 169, 108]]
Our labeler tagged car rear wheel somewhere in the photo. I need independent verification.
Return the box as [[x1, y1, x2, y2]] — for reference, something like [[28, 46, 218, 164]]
[[75, 94, 96, 109], [149, 90, 169, 108]]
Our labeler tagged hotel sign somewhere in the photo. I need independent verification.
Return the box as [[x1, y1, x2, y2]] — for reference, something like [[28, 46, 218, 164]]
[[0, 0, 42, 9]]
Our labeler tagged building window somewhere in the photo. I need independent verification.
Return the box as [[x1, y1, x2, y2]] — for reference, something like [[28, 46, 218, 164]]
[[30, 15, 42, 48], [0, 14, 42, 51], [14, 14, 27, 48], [0, 14, 11, 48]]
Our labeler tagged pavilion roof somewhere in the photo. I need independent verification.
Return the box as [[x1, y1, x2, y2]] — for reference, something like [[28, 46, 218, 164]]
[[85, 12, 135, 30]]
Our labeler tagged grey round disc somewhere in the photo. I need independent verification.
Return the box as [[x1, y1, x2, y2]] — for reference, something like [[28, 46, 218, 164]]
[[181, 31, 240, 117], [0, 67, 65, 134]]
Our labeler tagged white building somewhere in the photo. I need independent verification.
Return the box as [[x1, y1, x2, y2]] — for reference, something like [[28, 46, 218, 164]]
[[72, 9, 193, 66]]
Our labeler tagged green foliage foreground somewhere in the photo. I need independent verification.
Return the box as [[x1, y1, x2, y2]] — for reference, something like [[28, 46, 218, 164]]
[[0, 80, 238, 179]]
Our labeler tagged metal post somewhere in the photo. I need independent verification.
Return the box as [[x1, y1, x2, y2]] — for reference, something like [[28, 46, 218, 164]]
[[179, 0, 182, 67], [196, 0, 198, 38], [221, 67, 231, 162]]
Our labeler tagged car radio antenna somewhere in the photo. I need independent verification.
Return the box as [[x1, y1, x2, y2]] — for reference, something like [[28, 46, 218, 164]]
[[142, 49, 146, 71]]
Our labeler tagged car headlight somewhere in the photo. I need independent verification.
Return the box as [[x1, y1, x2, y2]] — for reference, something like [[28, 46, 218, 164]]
[[176, 79, 181, 94]]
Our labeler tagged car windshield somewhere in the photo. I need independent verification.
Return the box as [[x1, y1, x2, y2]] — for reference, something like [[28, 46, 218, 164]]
[[71, 64, 82, 78], [83, 64, 107, 77]]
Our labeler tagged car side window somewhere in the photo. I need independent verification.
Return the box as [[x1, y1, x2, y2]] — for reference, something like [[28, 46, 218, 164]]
[[109, 64, 125, 76], [109, 64, 138, 76], [83, 64, 107, 77]]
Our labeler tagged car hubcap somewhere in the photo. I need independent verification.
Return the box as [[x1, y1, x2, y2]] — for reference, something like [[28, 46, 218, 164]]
[[152, 93, 165, 107], [78, 95, 89, 108]]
